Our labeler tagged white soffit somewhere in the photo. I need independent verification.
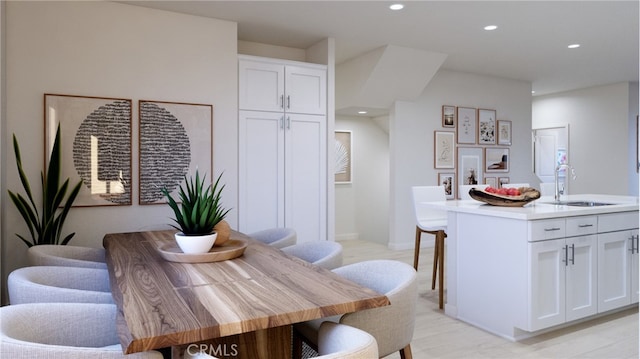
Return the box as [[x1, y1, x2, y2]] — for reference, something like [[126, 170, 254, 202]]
[[336, 45, 447, 113]]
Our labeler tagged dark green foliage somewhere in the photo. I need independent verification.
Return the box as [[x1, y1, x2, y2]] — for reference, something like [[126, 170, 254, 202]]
[[8, 125, 83, 247], [161, 170, 230, 236]]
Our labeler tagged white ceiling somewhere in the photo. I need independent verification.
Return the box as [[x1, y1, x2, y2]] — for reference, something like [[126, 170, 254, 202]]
[[123, 1, 639, 97]]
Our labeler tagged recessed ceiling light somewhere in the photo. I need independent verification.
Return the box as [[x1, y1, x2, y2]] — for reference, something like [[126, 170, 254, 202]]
[[531, 90, 536, 94], [389, 4, 404, 10], [358, 111, 368, 114], [484, 25, 498, 31], [568, 44, 581, 49]]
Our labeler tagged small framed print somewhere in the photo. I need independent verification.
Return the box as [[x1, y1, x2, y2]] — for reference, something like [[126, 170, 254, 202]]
[[485, 177, 497, 188], [457, 107, 477, 144], [499, 177, 510, 188], [442, 105, 456, 128], [478, 109, 496, 145], [485, 147, 509, 172], [434, 131, 455, 169], [335, 130, 353, 184], [457, 147, 483, 186], [497, 120, 512, 146], [438, 172, 456, 200]]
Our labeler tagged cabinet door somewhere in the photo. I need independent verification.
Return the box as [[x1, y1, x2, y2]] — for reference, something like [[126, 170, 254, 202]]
[[598, 230, 633, 312], [565, 235, 598, 321], [631, 229, 639, 304], [529, 239, 566, 331], [285, 66, 326, 115], [284, 114, 327, 243], [239, 60, 285, 112], [238, 111, 285, 233]]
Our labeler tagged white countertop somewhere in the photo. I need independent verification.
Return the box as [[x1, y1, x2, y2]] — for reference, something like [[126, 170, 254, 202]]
[[422, 194, 639, 220]]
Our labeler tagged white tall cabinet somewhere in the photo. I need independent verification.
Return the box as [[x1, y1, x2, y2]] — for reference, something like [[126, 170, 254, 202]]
[[238, 55, 327, 243]]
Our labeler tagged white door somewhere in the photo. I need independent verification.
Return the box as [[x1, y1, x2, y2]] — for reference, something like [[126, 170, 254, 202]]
[[239, 60, 285, 112], [529, 239, 566, 331], [238, 110, 285, 233], [285, 114, 327, 243], [565, 235, 598, 321], [598, 230, 632, 312], [533, 126, 569, 185]]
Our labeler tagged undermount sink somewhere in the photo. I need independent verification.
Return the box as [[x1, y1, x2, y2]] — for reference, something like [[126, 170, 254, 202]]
[[545, 201, 615, 207]]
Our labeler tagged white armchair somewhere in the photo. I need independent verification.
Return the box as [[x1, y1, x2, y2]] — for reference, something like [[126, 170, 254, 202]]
[[8, 266, 113, 304], [28, 245, 107, 269], [281, 241, 343, 269], [0, 302, 163, 358], [316, 322, 378, 359], [248, 227, 297, 248]]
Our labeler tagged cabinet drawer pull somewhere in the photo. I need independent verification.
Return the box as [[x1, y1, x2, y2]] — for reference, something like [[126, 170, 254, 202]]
[[280, 94, 284, 109], [578, 224, 594, 228], [287, 95, 291, 109], [544, 227, 561, 232]]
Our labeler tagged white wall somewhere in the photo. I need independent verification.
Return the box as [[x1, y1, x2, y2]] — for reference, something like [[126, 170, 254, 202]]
[[532, 82, 636, 195], [389, 70, 533, 250], [335, 116, 389, 244], [2, 1, 238, 303]]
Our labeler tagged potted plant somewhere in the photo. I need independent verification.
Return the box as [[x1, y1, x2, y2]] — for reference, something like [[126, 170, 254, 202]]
[[8, 125, 83, 247], [161, 170, 230, 254]]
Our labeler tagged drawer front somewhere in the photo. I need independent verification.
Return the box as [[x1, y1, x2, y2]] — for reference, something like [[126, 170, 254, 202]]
[[530, 219, 566, 241], [598, 212, 639, 233], [566, 215, 598, 237]]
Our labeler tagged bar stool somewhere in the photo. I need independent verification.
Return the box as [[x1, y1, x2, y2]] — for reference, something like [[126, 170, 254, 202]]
[[411, 185, 447, 309]]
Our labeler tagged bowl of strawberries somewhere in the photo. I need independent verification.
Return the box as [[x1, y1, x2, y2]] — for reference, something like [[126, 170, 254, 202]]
[[468, 186, 541, 207]]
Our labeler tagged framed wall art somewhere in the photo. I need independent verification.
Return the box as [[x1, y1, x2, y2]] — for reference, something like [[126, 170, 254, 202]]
[[478, 108, 496, 145], [438, 172, 456, 200], [44, 93, 132, 207], [485, 177, 497, 188], [434, 131, 455, 169], [335, 130, 352, 184], [497, 120, 512, 145], [485, 147, 509, 172], [456, 107, 477, 144], [139, 100, 213, 205], [442, 105, 456, 128], [457, 147, 483, 186], [499, 177, 510, 187]]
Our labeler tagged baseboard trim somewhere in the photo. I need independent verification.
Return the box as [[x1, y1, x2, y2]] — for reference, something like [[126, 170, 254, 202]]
[[335, 233, 359, 241]]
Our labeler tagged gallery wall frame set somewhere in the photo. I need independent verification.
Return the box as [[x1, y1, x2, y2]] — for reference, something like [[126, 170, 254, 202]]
[[44, 93, 214, 207]]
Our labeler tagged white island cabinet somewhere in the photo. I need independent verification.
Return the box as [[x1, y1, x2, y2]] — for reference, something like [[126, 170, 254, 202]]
[[421, 194, 639, 340]]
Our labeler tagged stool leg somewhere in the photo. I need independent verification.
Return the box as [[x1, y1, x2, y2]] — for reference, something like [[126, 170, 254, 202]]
[[438, 231, 446, 309], [413, 226, 421, 270], [432, 235, 439, 290]]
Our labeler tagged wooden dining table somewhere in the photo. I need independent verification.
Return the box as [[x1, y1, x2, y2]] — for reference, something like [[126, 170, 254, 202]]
[[103, 230, 390, 359]]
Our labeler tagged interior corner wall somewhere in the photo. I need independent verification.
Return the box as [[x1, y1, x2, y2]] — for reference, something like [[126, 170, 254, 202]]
[[389, 70, 533, 250], [629, 82, 639, 196], [2, 1, 238, 304], [532, 82, 633, 196], [335, 116, 389, 244]]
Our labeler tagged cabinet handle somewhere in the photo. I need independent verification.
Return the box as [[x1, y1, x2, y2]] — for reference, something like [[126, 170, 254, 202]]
[[569, 244, 575, 265], [280, 116, 284, 129], [562, 245, 568, 266], [630, 235, 637, 254], [636, 235, 639, 254], [578, 224, 593, 228], [286, 116, 291, 129], [280, 95, 284, 109], [544, 227, 561, 232], [287, 95, 291, 109]]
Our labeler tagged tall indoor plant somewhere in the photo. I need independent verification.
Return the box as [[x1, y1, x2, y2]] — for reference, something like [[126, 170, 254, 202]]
[[8, 125, 83, 247], [161, 170, 230, 254]]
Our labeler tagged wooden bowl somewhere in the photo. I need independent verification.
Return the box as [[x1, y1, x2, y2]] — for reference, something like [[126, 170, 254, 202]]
[[468, 187, 541, 207]]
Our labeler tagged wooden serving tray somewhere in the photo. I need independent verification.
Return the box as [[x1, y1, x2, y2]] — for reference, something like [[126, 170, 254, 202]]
[[468, 187, 541, 207], [155, 238, 248, 263]]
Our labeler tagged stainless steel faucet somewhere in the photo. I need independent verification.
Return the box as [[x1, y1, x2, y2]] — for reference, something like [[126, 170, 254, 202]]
[[555, 164, 577, 202]]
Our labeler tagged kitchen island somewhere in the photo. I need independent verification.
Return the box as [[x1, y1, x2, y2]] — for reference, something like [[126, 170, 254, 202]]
[[422, 194, 639, 340]]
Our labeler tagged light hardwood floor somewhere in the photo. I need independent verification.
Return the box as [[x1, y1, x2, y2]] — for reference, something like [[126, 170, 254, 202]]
[[339, 239, 639, 359]]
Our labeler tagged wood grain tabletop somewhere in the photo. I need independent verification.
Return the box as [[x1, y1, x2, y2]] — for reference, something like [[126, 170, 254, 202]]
[[103, 230, 390, 355]]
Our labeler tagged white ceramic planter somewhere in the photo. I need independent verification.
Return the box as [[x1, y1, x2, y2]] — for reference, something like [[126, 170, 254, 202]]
[[175, 232, 217, 254]]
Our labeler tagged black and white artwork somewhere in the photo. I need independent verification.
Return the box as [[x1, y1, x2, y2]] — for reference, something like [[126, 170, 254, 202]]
[[139, 101, 212, 205], [45, 94, 132, 207]]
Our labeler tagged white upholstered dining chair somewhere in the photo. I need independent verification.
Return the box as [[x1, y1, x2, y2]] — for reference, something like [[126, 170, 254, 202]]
[[315, 322, 378, 359], [293, 259, 417, 359], [411, 185, 447, 309], [28, 244, 107, 269], [281, 241, 343, 270], [248, 227, 297, 248], [459, 184, 489, 200], [8, 266, 113, 304], [0, 303, 163, 358]]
